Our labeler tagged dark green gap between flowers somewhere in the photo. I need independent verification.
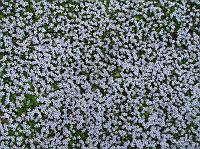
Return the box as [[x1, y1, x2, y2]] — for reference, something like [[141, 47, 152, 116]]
[[15, 94, 40, 116], [65, 124, 88, 149]]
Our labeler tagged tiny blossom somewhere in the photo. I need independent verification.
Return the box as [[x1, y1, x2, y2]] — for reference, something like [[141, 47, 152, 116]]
[[0, 0, 199, 148]]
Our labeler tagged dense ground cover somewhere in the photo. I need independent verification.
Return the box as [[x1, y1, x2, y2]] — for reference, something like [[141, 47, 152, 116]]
[[0, 0, 199, 148]]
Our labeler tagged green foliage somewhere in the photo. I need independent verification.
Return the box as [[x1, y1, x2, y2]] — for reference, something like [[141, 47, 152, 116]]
[[100, 30, 111, 41], [111, 66, 122, 79], [134, 15, 145, 21], [15, 94, 40, 116], [52, 82, 59, 91], [68, 129, 88, 149], [27, 81, 35, 92], [10, 93, 17, 103]]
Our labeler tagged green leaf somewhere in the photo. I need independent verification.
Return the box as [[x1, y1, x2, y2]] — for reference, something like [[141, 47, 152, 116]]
[[52, 82, 59, 91], [27, 82, 35, 92], [111, 66, 122, 79], [10, 93, 17, 103], [15, 94, 39, 116], [0, 95, 6, 104]]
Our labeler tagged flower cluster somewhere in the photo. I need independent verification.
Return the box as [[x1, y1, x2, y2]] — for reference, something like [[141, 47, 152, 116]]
[[0, 0, 199, 148]]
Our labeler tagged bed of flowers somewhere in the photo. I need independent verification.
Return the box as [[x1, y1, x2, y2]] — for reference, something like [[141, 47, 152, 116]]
[[0, 0, 199, 148]]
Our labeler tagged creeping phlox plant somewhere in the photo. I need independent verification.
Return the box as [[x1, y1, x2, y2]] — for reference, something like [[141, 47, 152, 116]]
[[0, 0, 199, 148]]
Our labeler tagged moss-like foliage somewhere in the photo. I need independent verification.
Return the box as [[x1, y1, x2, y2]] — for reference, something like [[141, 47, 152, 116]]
[[15, 94, 40, 116]]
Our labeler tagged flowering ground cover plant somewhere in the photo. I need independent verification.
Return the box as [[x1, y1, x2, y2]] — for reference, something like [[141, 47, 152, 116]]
[[0, 0, 200, 148]]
